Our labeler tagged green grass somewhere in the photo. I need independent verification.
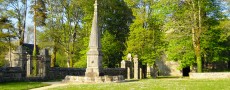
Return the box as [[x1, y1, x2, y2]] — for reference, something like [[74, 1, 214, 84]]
[[0, 82, 49, 90], [49, 78, 230, 90]]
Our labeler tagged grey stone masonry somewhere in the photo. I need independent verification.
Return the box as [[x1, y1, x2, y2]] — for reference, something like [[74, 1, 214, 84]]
[[190, 72, 230, 79], [26, 54, 32, 77], [39, 49, 50, 77]]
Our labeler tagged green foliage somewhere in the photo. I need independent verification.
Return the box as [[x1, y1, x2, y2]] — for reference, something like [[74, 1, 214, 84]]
[[0, 43, 8, 67], [166, 35, 195, 69], [39, 0, 132, 68], [31, 0, 47, 27], [125, 0, 166, 64], [164, 0, 226, 71], [99, 0, 133, 67], [1, 0, 226, 72], [39, 0, 86, 67], [56, 51, 68, 67], [1, 0, 28, 45], [0, 16, 14, 67], [101, 31, 122, 68], [201, 20, 230, 63]]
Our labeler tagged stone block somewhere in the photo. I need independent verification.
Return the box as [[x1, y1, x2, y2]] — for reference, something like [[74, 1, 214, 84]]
[[104, 75, 112, 82], [84, 77, 94, 83], [118, 75, 124, 81], [95, 77, 104, 83], [190, 72, 230, 79], [112, 76, 118, 82]]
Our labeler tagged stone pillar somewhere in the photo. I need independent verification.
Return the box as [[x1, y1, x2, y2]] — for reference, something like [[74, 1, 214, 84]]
[[127, 67, 131, 79], [26, 54, 32, 77], [40, 49, 50, 78], [121, 60, 126, 68], [153, 63, 158, 78], [121, 60, 132, 80], [147, 64, 151, 78], [18, 46, 27, 71], [127, 53, 132, 61], [121, 60, 128, 79], [133, 55, 138, 79]]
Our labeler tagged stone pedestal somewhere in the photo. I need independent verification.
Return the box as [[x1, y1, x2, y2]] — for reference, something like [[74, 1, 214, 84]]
[[85, 50, 103, 77], [63, 75, 124, 83]]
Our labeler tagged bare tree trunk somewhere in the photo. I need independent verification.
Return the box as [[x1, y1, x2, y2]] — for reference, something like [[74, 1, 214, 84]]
[[32, 0, 37, 76], [21, 0, 28, 45], [51, 45, 57, 67], [192, 0, 202, 72], [197, 0, 202, 72]]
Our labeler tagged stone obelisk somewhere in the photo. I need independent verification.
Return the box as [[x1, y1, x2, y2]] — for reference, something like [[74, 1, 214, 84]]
[[85, 0, 103, 77]]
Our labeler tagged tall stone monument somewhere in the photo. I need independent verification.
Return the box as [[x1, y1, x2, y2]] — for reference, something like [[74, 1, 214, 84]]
[[63, 0, 124, 83], [85, 0, 103, 77]]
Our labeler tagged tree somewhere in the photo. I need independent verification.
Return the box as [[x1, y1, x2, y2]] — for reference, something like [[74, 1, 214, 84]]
[[39, 0, 84, 67], [201, 20, 230, 70], [165, 0, 224, 72], [124, 0, 167, 65], [101, 31, 123, 67], [0, 17, 14, 67], [99, 0, 133, 67], [31, 0, 47, 75], [1, 0, 28, 45]]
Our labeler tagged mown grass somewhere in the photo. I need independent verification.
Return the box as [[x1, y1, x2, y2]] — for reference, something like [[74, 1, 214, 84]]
[[49, 78, 230, 90], [0, 82, 49, 90]]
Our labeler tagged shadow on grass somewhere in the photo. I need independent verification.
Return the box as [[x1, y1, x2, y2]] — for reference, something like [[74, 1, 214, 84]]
[[157, 76, 188, 79], [0, 81, 50, 90], [114, 79, 139, 83]]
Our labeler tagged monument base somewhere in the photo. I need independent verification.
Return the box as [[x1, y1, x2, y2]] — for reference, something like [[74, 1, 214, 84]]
[[63, 75, 124, 83]]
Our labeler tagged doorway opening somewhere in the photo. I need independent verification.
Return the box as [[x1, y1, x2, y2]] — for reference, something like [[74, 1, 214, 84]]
[[182, 67, 190, 76]]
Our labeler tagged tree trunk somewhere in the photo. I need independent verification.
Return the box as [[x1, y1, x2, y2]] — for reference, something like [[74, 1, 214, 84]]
[[32, 0, 37, 76], [51, 46, 57, 67], [21, 0, 27, 45], [192, 0, 202, 73], [195, 42, 202, 72]]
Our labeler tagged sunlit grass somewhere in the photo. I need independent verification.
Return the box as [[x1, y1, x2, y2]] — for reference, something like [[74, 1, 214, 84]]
[[49, 78, 230, 90]]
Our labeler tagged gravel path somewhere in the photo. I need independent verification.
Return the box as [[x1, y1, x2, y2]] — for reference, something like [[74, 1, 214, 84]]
[[30, 82, 70, 90]]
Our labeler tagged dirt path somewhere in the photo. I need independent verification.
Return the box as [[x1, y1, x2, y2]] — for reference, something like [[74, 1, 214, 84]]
[[30, 82, 70, 90]]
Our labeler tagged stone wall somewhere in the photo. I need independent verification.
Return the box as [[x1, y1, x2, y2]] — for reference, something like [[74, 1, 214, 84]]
[[0, 67, 24, 82], [46, 67, 126, 80], [47, 68, 86, 80], [190, 72, 230, 79], [155, 59, 182, 76], [2, 45, 127, 82], [103, 68, 126, 77], [0, 67, 127, 82]]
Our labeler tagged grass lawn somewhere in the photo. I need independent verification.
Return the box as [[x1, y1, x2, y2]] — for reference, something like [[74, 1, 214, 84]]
[[0, 82, 49, 90], [49, 78, 230, 90]]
